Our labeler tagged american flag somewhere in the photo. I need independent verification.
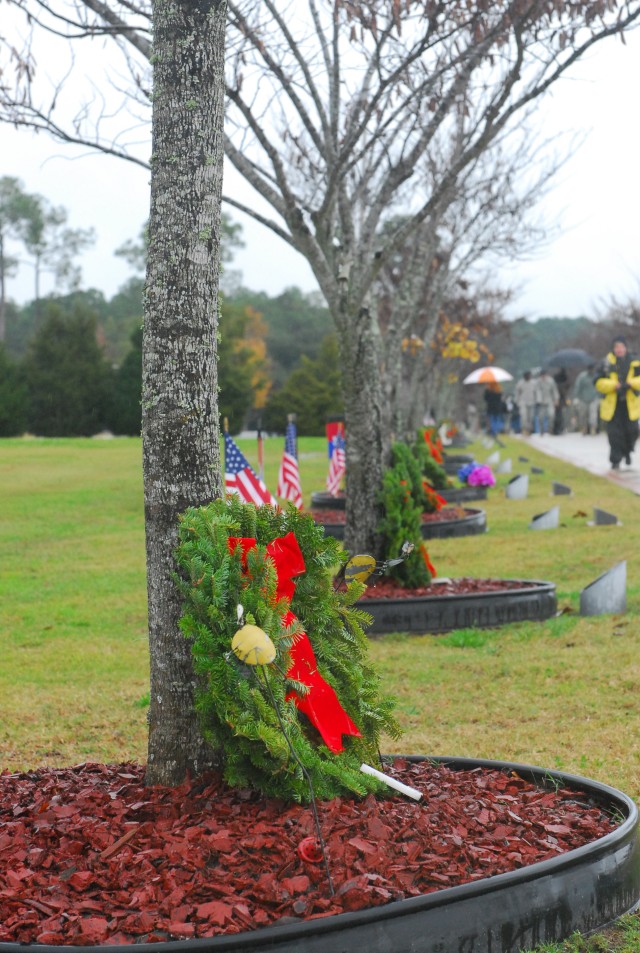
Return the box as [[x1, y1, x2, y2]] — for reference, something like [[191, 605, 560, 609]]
[[224, 432, 277, 508], [277, 420, 303, 509], [326, 432, 346, 495]]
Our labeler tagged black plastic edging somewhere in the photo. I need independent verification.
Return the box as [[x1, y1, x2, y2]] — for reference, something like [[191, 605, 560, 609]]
[[361, 579, 557, 635]]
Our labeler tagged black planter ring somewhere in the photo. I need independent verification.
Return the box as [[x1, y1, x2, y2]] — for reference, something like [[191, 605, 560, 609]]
[[310, 492, 345, 511], [442, 453, 475, 476], [439, 485, 488, 504], [311, 488, 489, 508], [5, 756, 636, 953], [421, 507, 487, 539], [361, 578, 557, 635], [313, 520, 345, 540], [315, 509, 487, 543]]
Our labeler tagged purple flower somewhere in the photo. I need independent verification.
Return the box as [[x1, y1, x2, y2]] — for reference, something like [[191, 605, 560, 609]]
[[467, 464, 496, 487]]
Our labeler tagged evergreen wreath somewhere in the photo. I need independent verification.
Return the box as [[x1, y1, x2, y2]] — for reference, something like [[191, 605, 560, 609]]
[[175, 496, 401, 801], [376, 442, 433, 589]]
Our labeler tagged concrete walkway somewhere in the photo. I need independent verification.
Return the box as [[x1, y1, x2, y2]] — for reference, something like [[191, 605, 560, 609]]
[[514, 432, 640, 496]]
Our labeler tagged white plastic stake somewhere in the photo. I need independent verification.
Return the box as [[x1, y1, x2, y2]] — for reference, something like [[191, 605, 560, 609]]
[[360, 763, 422, 801]]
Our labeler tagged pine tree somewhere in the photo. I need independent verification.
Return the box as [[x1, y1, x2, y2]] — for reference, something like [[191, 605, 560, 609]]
[[24, 302, 110, 436]]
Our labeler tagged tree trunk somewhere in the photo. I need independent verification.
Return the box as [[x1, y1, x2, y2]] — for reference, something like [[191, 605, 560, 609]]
[[143, 0, 227, 786], [338, 299, 388, 559]]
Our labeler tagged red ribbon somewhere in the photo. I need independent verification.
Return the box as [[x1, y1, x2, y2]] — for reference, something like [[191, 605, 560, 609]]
[[423, 429, 443, 464], [228, 532, 361, 753]]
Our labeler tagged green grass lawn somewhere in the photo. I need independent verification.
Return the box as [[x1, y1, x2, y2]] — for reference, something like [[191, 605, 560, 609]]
[[2, 433, 640, 950]]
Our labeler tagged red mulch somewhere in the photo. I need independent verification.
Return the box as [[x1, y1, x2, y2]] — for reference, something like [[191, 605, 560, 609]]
[[358, 577, 537, 599], [0, 760, 616, 946]]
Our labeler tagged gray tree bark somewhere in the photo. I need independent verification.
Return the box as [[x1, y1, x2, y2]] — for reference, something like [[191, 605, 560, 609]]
[[143, 0, 227, 786]]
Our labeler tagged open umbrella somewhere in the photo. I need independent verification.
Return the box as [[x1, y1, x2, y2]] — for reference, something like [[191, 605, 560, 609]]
[[543, 348, 596, 370], [462, 366, 513, 384]]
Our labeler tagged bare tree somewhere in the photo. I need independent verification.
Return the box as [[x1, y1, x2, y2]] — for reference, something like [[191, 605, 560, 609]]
[[3, 1, 639, 560], [377, 122, 562, 437]]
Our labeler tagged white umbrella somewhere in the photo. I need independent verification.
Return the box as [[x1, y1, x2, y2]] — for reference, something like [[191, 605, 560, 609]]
[[462, 366, 513, 384]]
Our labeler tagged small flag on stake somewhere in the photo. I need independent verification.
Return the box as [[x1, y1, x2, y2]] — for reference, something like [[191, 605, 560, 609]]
[[326, 430, 346, 496], [224, 431, 277, 508], [277, 417, 303, 509]]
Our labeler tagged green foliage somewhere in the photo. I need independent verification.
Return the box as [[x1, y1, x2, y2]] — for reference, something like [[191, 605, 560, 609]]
[[175, 497, 401, 801], [218, 300, 266, 431], [377, 442, 432, 588], [490, 316, 595, 378], [229, 286, 333, 387], [100, 278, 144, 364], [23, 301, 111, 436], [414, 431, 449, 492], [0, 177, 95, 303], [106, 326, 142, 435], [262, 335, 344, 434], [0, 344, 28, 435]]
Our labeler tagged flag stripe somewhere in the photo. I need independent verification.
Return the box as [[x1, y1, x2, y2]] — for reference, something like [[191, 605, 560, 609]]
[[277, 421, 303, 509], [326, 433, 346, 495], [224, 432, 277, 507]]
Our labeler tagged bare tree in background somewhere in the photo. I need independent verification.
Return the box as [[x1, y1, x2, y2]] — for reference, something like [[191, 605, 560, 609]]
[[3, 1, 639, 560], [575, 292, 640, 359], [375, 123, 562, 439]]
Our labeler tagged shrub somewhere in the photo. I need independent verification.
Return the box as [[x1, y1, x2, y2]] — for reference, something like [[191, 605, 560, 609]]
[[414, 430, 449, 490]]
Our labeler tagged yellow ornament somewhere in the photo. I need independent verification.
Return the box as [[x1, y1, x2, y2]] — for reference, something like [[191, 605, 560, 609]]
[[231, 624, 276, 666], [344, 554, 377, 584]]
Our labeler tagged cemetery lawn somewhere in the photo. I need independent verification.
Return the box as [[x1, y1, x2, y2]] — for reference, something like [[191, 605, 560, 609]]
[[2, 433, 640, 951], [1, 433, 639, 795]]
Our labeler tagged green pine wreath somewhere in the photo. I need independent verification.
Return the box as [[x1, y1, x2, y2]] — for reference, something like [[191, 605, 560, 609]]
[[174, 496, 401, 801]]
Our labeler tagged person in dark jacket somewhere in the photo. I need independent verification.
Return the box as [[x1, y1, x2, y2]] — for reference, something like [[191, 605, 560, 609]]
[[594, 335, 640, 470], [483, 383, 506, 438]]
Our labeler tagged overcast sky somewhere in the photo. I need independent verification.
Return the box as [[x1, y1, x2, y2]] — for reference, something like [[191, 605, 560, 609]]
[[2, 23, 639, 321]]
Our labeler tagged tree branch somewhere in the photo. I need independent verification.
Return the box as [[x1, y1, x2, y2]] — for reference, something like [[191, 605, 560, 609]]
[[220, 194, 293, 245]]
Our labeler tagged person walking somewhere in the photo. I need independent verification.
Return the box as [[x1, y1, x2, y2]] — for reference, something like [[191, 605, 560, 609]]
[[552, 369, 569, 434], [514, 370, 536, 435], [573, 365, 600, 435], [483, 383, 506, 438], [534, 369, 559, 435], [594, 336, 640, 470]]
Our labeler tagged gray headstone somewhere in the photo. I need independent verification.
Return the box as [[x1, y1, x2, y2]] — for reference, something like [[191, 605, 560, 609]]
[[505, 474, 529, 500], [529, 506, 560, 531], [552, 482, 572, 496], [481, 436, 495, 449], [580, 561, 627, 616], [486, 451, 500, 465], [518, 455, 529, 463], [531, 466, 544, 475], [496, 458, 512, 474], [594, 507, 620, 526]]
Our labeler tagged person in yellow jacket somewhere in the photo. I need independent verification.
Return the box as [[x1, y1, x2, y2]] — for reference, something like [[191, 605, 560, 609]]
[[594, 336, 640, 470]]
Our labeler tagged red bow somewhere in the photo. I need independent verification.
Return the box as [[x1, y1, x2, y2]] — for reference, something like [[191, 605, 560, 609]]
[[228, 532, 361, 753], [423, 429, 443, 464]]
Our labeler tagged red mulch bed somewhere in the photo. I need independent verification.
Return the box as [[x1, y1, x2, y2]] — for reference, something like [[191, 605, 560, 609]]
[[0, 759, 616, 946], [358, 577, 538, 600], [310, 507, 467, 525]]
